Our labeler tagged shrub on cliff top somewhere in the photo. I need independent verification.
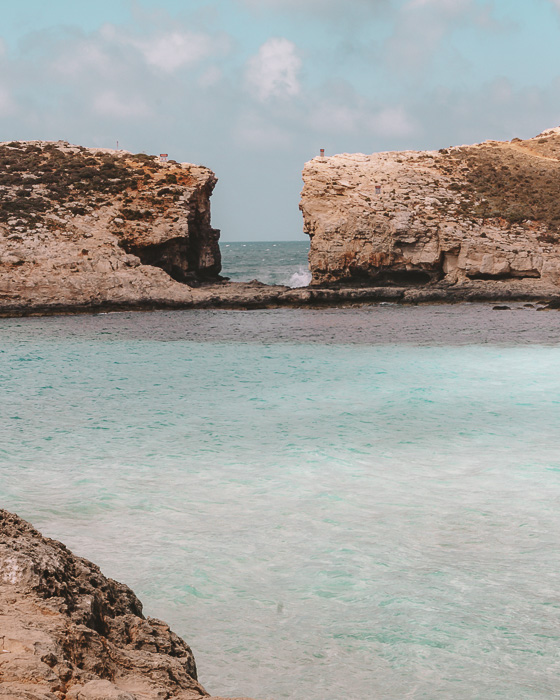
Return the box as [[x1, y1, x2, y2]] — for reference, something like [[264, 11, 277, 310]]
[[120, 207, 153, 221], [0, 143, 159, 227]]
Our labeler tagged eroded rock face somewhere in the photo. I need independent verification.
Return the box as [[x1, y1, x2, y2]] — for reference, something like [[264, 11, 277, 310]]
[[0, 141, 221, 312], [300, 128, 560, 287], [0, 510, 258, 700]]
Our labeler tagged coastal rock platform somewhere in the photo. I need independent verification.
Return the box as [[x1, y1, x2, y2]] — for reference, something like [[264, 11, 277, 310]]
[[0, 510, 258, 700], [0, 279, 559, 316]]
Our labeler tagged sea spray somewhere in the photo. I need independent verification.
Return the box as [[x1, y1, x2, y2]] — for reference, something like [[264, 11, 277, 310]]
[[287, 265, 312, 288]]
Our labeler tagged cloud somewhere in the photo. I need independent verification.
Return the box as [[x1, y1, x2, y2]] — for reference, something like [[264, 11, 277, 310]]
[[52, 39, 114, 78], [245, 38, 301, 101], [308, 96, 417, 138], [387, 0, 500, 70], [1, 2, 560, 242], [242, 0, 384, 8], [93, 90, 151, 119], [241, 0, 390, 17], [99, 25, 229, 74], [198, 66, 223, 88], [130, 31, 222, 73], [371, 106, 417, 137]]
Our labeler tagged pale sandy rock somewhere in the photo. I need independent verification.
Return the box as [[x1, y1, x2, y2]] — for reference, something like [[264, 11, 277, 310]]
[[300, 129, 560, 288]]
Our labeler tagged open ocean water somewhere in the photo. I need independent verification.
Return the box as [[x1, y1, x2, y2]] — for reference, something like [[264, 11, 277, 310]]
[[1, 244, 560, 699], [221, 240, 311, 287]]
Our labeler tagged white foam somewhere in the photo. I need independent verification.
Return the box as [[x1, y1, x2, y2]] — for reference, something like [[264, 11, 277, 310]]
[[288, 266, 312, 288]]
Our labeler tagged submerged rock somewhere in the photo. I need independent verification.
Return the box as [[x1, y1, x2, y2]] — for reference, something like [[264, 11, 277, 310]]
[[0, 509, 258, 700], [300, 128, 560, 290]]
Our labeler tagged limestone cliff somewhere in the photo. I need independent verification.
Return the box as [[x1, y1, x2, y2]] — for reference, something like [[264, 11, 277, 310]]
[[300, 128, 560, 288], [0, 141, 220, 312], [0, 509, 258, 700]]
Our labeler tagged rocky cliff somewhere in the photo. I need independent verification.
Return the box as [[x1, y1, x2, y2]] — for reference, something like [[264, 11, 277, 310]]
[[300, 127, 560, 288], [0, 141, 220, 312], [0, 509, 257, 700]]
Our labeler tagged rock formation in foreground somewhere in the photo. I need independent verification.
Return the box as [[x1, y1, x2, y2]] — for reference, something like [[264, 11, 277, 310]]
[[300, 127, 560, 288], [0, 509, 257, 700], [0, 141, 220, 311]]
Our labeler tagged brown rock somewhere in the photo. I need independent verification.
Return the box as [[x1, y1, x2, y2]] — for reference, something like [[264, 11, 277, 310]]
[[0, 510, 260, 700]]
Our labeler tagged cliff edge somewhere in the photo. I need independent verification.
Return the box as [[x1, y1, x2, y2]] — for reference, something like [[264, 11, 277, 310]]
[[300, 128, 560, 288], [0, 509, 258, 700], [0, 141, 220, 312]]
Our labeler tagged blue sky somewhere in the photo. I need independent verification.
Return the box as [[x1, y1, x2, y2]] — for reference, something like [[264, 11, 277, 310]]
[[2, 0, 560, 240]]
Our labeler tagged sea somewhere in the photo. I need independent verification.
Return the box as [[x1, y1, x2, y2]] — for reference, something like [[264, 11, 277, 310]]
[[1, 241, 560, 699], [221, 240, 312, 287]]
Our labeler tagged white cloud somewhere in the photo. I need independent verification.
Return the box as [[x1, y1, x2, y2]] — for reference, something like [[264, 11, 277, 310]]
[[136, 32, 219, 73], [100, 25, 227, 74], [93, 90, 151, 119], [245, 38, 301, 101]]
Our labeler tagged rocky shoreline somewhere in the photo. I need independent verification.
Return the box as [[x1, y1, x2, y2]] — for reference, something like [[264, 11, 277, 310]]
[[2, 136, 560, 317], [0, 509, 258, 700], [0, 279, 559, 317]]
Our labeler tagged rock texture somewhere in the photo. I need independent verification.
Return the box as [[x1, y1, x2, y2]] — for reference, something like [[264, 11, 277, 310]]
[[300, 127, 560, 289], [4, 134, 560, 315], [0, 141, 220, 312], [0, 509, 258, 700]]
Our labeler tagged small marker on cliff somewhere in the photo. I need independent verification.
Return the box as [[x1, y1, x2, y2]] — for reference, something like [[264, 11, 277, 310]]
[[320, 148, 325, 157]]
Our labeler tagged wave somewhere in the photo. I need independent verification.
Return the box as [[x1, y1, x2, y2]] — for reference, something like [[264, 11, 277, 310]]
[[287, 266, 312, 288]]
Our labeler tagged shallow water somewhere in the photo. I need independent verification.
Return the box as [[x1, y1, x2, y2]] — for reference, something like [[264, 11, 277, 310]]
[[1, 305, 560, 699]]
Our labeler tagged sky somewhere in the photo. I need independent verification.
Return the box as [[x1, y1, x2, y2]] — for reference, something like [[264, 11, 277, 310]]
[[2, 0, 560, 241]]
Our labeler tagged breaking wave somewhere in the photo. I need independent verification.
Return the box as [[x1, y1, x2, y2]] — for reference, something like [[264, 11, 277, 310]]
[[287, 266, 312, 288]]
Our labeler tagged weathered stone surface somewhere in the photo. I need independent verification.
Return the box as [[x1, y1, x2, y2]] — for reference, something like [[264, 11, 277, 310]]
[[4, 135, 560, 315], [0, 510, 259, 700], [0, 140, 221, 312], [300, 127, 560, 289]]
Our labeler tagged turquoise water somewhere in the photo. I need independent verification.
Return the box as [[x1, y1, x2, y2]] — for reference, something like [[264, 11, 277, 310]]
[[2, 306, 560, 699]]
